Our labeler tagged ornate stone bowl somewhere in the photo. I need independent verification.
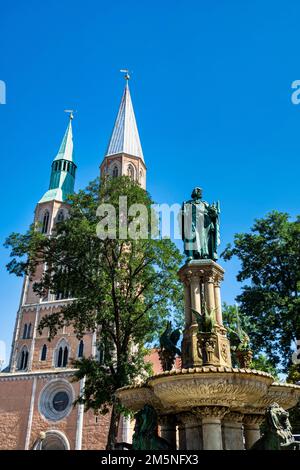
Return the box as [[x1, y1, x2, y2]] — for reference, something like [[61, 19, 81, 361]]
[[116, 367, 300, 415]]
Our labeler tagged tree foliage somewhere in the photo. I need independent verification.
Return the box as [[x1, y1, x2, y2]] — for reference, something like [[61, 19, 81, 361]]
[[221, 211, 300, 371], [5, 176, 183, 448]]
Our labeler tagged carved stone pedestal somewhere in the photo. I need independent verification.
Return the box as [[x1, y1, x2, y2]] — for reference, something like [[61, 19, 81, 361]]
[[178, 260, 231, 368]]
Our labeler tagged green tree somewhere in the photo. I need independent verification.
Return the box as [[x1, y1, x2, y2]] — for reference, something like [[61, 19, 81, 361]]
[[221, 211, 300, 371], [5, 176, 183, 449]]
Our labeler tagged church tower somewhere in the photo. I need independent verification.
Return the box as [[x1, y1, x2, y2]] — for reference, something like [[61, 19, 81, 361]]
[[100, 74, 146, 188], [8, 113, 95, 375]]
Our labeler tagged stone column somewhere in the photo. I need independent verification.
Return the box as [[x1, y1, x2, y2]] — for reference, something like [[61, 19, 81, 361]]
[[222, 412, 244, 450], [243, 415, 264, 449], [204, 275, 215, 314], [195, 406, 228, 450], [178, 413, 202, 450], [214, 280, 223, 325], [159, 415, 177, 449], [177, 422, 186, 450], [184, 282, 192, 327], [190, 274, 201, 324]]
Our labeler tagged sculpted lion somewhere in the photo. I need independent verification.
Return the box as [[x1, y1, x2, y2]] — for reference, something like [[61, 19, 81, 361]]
[[132, 404, 171, 450], [251, 402, 300, 450]]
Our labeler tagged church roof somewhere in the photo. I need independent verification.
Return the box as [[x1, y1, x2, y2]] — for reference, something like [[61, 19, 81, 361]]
[[39, 115, 76, 204], [105, 82, 144, 161], [54, 117, 74, 162]]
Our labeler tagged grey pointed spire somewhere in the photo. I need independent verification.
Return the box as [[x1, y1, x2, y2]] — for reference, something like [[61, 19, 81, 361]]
[[105, 82, 144, 161]]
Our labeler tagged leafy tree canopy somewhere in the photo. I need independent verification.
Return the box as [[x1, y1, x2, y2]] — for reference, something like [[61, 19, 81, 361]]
[[221, 211, 300, 371]]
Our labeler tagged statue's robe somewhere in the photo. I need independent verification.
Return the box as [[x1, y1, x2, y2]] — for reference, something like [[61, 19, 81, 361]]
[[182, 199, 220, 261]]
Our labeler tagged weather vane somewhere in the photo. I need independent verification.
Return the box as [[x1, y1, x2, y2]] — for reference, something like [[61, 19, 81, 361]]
[[64, 109, 76, 120], [120, 69, 131, 81]]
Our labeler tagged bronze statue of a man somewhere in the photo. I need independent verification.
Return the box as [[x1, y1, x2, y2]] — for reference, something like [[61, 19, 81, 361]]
[[181, 187, 220, 261]]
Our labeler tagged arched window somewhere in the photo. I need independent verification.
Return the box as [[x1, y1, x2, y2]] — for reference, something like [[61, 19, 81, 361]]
[[139, 169, 143, 183], [22, 324, 28, 339], [63, 161, 67, 171], [57, 347, 63, 367], [27, 323, 32, 339], [78, 340, 84, 358], [41, 344, 47, 361], [55, 340, 69, 368], [42, 211, 50, 234], [127, 164, 134, 180], [112, 165, 118, 178], [19, 347, 29, 370], [63, 347, 68, 367], [57, 210, 64, 223]]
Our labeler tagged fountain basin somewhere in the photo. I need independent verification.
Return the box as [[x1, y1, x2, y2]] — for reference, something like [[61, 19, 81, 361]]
[[116, 366, 300, 415]]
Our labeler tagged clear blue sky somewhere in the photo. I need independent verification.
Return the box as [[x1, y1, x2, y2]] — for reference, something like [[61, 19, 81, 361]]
[[1, 0, 300, 366]]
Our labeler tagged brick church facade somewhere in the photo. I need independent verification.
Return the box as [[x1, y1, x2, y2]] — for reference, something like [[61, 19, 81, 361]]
[[0, 78, 150, 450]]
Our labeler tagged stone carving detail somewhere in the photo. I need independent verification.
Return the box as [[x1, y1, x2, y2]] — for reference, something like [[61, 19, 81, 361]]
[[251, 403, 300, 450], [193, 406, 229, 420], [223, 411, 244, 423], [197, 332, 217, 365], [236, 349, 253, 368], [177, 412, 199, 426], [221, 343, 228, 362]]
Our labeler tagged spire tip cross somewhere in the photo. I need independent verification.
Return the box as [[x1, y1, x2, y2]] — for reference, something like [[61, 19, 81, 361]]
[[120, 69, 131, 81], [64, 109, 75, 120]]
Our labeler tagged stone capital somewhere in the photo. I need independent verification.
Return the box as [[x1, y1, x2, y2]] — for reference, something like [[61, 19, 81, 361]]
[[177, 412, 200, 427], [243, 414, 265, 427], [223, 411, 244, 423], [193, 406, 229, 421]]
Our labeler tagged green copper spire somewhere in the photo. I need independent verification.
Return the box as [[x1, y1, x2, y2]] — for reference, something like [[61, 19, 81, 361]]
[[39, 113, 77, 203]]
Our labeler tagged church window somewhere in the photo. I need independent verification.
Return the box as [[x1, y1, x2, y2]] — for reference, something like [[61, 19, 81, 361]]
[[63, 161, 67, 171], [19, 347, 29, 370], [42, 211, 50, 234], [57, 347, 63, 367], [112, 165, 118, 178], [63, 347, 68, 367], [41, 344, 47, 361], [52, 391, 70, 412], [127, 164, 134, 180], [39, 381, 73, 423], [56, 341, 69, 368], [57, 210, 64, 223], [78, 340, 84, 358], [27, 323, 32, 339], [22, 324, 28, 339]]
